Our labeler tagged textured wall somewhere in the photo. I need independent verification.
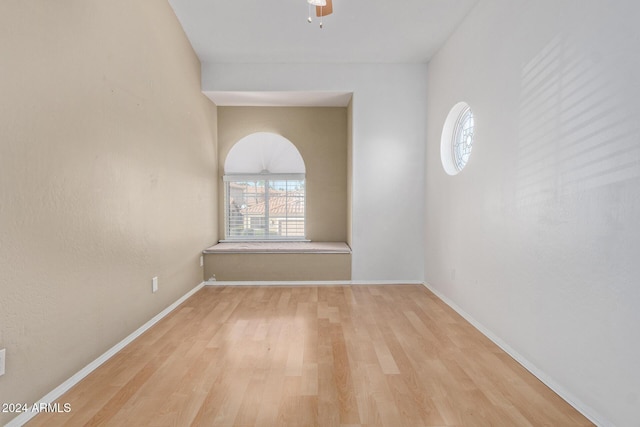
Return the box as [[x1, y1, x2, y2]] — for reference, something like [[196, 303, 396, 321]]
[[0, 1, 217, 423], [217, 107, 348, 243], [425, 1, 640, 425], [204, 252, 351, 281]]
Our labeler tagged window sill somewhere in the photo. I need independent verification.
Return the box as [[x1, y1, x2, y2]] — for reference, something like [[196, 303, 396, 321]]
[[203, 241, 351, 254]]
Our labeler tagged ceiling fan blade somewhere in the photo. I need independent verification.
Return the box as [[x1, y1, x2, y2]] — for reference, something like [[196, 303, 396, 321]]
[[316, 0, 333, 17]]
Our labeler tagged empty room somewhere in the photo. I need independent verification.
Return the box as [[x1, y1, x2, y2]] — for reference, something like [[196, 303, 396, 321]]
[[1, 1, 639, 426]]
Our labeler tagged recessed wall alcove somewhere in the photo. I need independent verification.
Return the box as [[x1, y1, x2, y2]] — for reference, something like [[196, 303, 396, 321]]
[[217, 106, 350, 243], [204, 105, 352, 281]]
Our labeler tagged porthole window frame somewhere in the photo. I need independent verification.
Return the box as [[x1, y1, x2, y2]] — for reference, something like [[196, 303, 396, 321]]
[[441, 102, 475, 175]]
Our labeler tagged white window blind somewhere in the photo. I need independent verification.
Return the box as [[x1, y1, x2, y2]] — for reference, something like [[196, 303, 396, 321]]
[[224, 174, 305, 241]]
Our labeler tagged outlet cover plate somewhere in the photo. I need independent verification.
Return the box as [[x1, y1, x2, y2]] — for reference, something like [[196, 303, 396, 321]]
[[152, 277, 158, 293], [0, 348, 6, 376]]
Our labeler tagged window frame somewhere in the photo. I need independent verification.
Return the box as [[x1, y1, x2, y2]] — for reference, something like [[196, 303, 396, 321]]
[[222, 172, 307, 242], [440, 102, 475, 175], [452, 105, 474, 172]]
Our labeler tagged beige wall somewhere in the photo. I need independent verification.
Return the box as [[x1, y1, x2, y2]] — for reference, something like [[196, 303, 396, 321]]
[[346, 99, 353, 247], [217, 107, 348, 242], [204, 253, 351, 281], [0, 1, 217, 422]]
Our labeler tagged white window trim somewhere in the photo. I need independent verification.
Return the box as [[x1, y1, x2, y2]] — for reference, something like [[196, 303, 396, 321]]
[[223, 173, 305, 182]]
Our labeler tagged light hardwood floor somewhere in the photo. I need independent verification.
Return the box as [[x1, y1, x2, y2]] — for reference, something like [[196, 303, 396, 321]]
[[27, 285, 593, 426]]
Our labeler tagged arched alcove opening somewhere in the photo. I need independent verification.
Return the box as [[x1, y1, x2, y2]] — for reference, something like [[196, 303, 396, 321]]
[[224, 132, 306, 174], [223, 132, 306, 241]]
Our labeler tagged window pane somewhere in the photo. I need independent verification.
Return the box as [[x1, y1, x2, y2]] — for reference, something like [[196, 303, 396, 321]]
[[225, 178, 305, 240], [453, 107, 474, 171]]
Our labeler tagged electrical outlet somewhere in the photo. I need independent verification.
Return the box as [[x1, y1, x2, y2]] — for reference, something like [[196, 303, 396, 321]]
[[200, 255, 204, 267], [152, 276, 158, 293], [0, 348, 6, 376]]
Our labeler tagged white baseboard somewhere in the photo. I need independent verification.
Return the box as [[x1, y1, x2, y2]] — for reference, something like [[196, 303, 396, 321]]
[[5, 282, 206, 427], [205, 279, 425, 286], [422, 282, 607, 427]]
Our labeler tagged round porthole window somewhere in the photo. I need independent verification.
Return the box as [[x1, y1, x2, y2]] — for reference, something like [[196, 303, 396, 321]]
[[441, 102, 474, 175]]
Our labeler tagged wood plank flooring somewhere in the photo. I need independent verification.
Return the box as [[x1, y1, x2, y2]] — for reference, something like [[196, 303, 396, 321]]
[[27, 285, 593, 426]]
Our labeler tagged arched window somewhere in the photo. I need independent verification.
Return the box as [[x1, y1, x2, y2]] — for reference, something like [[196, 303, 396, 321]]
[[441, 102, 475, 175], [223, 132, 306, 241]]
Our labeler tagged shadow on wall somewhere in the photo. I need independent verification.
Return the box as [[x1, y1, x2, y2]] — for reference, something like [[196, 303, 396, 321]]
[[515, 34, 640, 209]]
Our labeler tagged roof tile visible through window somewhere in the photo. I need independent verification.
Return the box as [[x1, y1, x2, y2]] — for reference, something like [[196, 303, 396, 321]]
[[243, 191, 305, 216]]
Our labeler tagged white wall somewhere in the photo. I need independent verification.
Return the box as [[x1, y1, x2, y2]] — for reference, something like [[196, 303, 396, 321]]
[[425, 1, 640, 425], [203, 64, 427, 281]]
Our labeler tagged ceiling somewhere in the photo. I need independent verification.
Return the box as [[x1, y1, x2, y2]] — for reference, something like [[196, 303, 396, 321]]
[[168, 0, 478, 64], [168, 0, 478, 106]]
